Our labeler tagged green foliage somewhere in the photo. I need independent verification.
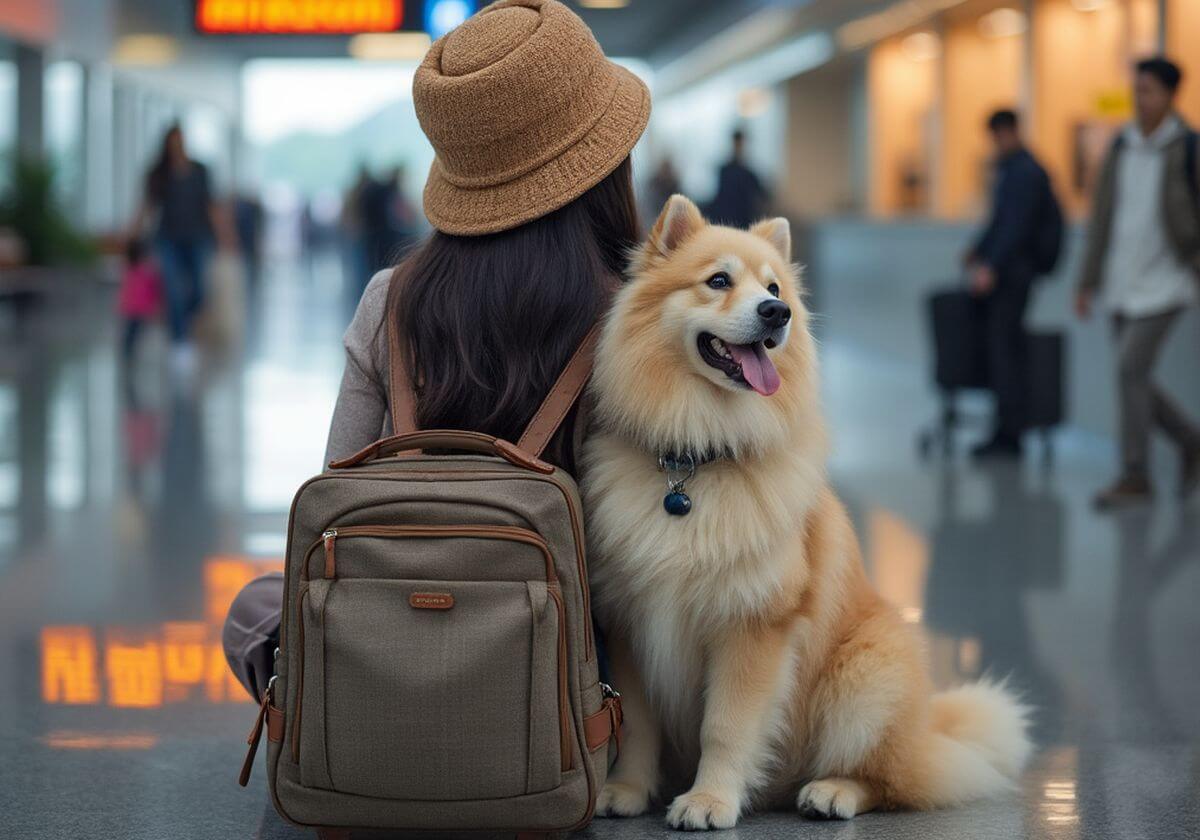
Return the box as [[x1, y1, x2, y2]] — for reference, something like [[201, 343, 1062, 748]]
[[0, 156, 96, 266]]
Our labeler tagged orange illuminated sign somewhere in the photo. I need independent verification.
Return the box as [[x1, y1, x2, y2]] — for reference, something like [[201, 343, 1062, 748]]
[[40, 556, 282, 708], [196, 0, 407, 34]]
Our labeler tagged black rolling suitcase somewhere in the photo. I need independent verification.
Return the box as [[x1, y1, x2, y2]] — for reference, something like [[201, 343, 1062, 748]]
[[919, 286, 1066, 458], [1026, 331, 1064, 431], [930, 289, 989, 392]]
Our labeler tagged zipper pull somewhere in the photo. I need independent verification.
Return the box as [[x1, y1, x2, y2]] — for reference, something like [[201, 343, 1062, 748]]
[[322, 529, 337, 579], [239, 689, 271, 786]]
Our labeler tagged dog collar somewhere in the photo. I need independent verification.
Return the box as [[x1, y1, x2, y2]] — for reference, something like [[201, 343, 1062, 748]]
[[656, 449, 732, 517]]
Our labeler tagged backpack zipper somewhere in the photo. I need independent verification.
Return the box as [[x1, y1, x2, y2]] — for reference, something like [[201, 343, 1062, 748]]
[[305, 524, 559, 585]]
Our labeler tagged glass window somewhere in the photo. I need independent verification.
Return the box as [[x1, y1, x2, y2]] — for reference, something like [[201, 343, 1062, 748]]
[[44, 59, 85, 217]]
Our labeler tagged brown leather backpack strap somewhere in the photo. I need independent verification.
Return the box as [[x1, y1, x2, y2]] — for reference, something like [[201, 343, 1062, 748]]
[[386, 309, 417, 434], [517, 323, 601, 458]]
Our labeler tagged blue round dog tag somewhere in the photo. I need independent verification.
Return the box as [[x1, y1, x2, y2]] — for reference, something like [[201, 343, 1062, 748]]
[[663, 492, 692, 516]]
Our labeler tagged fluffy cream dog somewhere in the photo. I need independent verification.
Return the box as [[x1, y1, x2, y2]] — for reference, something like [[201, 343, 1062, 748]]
[[581, 195, 1031, 829]]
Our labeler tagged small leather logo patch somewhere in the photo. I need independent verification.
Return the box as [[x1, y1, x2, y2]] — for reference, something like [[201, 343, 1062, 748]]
[[409, 592, 454, 610]]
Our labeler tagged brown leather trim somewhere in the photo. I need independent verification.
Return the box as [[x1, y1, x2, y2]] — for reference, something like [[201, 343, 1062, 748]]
[[584, 696, 623, 753], [292, 588, 308, 763], [548, 586, 572, 772], [308, 525, 558, 584], [516, 324, 600, 458], [266, 704, 285, 743], [386, 293, 417, 435], [328, 430, 553, 474], [239, 691, 271, 786], [322, 531, 336, 580], [495, 439, 556, 474], [409, 592, 455, 610]]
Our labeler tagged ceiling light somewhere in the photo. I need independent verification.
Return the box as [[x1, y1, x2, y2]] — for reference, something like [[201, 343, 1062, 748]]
[[839, 0, 966, 50], [579, 0, 630, 8], [737, 87, 771, 119], [427, 0, 474, 38], [901, 31, 941, 61], [349, 32, 433, 61], [978, 7, 1027, 38], [112, 35, 179, 66]]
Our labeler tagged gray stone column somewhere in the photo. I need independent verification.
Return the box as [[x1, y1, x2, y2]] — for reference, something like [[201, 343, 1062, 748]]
[[15, 43, 44, 162]]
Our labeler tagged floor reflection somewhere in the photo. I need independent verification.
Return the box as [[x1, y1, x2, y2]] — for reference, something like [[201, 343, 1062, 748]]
[[921, 463, 1067, 743], [40, 555, 281, 709], [2, 261, 1198, 839]]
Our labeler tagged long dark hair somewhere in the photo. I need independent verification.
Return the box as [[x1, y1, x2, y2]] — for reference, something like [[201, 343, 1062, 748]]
[[387, 157, 639, 462], [146, 123, 183, 204]]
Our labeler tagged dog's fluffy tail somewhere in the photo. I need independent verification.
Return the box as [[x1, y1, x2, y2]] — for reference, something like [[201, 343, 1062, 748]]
[[913, 679, 1032, 808]]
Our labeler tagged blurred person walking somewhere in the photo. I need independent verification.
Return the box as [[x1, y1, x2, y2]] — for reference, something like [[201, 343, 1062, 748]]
[[233, 192, 264, 295], [964, 109, 1059, 459], [116, 238, 162, 362], [1076, 57, 1200, 509], [643, 155, 681, 229], [131, 124, 228, 360], [706, 128, 768, 229], [341, 164, 375, 300], [361, 165, 418, 276]]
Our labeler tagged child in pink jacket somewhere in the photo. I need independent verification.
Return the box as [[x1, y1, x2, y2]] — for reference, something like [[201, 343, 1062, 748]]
[[117, 239, 162, 360]]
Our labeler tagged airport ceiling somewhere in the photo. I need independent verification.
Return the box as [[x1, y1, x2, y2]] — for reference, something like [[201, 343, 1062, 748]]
[[115, 0, 787, 67], [573, 0, 770, 63]]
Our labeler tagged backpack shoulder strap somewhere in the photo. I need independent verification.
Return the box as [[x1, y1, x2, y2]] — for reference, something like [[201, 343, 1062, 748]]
[[387, 308, 600, 453], [517, 324, 601, 458], [386, 310, 417, 435]]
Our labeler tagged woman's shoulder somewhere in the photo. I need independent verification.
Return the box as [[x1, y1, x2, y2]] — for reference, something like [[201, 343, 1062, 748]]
[[344, 269, 394, 375], [361, 268, 393, 311]]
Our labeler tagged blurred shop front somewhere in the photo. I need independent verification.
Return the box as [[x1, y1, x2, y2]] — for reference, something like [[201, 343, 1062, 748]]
[[644, 0, 1198, 222], [638, 0, 1199, 443], [858, 0, 1197, 221]]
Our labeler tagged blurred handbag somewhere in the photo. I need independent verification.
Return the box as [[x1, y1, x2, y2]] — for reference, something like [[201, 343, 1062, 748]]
[[195, 250, 245, 348]]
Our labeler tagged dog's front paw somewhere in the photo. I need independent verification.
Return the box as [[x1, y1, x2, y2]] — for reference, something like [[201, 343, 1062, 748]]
[[596, 782, 651, 818], [797, 778, 864, 820], [666, 788, 739, 830]]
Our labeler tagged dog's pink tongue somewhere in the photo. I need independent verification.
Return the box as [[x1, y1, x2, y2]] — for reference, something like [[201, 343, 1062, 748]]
[[728, 342, 781, 396]]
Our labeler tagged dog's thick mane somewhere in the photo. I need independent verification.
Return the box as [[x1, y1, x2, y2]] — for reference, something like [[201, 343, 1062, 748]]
[[593, 240, 826, 464]]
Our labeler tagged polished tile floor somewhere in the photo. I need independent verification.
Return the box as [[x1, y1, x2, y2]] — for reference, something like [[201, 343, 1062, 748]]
[[2, 254, 1197, 840]]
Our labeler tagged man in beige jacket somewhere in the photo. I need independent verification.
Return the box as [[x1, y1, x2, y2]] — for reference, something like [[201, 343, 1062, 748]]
[[1076, 57, 1200, 509]]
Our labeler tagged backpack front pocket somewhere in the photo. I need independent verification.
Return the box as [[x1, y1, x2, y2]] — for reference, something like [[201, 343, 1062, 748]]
[[298, 576, 566, 800]]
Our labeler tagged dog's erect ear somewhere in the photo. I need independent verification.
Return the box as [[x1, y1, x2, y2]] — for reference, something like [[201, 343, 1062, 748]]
[[650, 194, 704, 257], [750, 217, 791, 263]]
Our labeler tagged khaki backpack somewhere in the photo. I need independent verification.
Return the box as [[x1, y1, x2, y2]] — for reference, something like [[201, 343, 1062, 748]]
[[239, 319, 621, 839]]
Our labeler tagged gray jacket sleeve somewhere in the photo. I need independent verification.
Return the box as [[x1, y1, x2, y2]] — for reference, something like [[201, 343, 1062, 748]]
[[323, 271, 394, 467]]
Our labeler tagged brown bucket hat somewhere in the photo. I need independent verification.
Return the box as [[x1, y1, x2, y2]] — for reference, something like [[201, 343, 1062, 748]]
[[414, 0, 650, 236]]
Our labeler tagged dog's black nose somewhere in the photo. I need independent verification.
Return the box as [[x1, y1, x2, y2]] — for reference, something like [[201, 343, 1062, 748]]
[[757, 299, 791, 328]]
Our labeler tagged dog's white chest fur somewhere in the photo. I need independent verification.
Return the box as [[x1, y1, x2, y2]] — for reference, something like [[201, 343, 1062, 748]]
[[582, 434, 820, 735]]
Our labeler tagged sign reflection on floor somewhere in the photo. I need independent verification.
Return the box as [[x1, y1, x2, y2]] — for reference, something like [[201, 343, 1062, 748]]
[[40, 555, 281, 708]]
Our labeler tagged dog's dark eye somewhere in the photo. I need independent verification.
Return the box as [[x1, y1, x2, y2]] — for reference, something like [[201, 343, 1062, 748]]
[[767, 282, 780, 297], [707, 273, 731, 290]]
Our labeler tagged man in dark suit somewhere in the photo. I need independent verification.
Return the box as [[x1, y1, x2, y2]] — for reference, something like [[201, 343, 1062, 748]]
[[966, 110, 1052, 458], [706, 129, 769, 229]]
